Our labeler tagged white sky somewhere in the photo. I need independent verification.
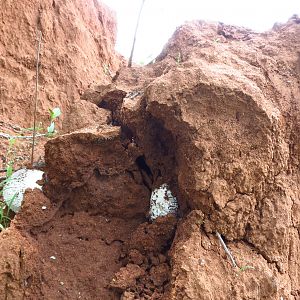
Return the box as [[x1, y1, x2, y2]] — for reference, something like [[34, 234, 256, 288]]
[[101, 0, 300, 63]]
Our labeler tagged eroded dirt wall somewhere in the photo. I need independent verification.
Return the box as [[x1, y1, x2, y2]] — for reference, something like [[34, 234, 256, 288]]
[[0, 0, 123, 131], [80, 18, 300, 299]]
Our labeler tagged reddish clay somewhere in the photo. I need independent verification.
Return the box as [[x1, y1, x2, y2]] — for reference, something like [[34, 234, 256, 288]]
[[0, 1, 300, 299]]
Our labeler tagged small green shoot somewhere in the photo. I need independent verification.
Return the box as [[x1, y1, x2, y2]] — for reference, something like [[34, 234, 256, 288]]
[[6, 192, 17, 218], [239, 265, 255, 272], [0, 142, 16, 231], [9, 137, 16, 147], [47, 122, 55, 135], [0, 192, 17, 231], [47, 107, 61, 136], [6, 163, 13, 178], [21, 122, 43, 133], [49, 107, 61, 121], [0, 203, 10, 230]]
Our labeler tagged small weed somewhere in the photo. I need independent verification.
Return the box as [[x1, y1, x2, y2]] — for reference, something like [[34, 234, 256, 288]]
[[0, 192, 17, 230], [0, 161, 17, 231], [0, 107, 61, 140], [47, 107, 61, 136], [0, 204, 10, 230], [239, 265, 255, 272], [0, 107, 61, 231], [21, 122, 43, 133]]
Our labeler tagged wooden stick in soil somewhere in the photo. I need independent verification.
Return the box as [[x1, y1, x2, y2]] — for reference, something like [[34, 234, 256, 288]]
[[31, 30, 42, 167], [128, 0, 146, 67], [216, 231, 238, 268]]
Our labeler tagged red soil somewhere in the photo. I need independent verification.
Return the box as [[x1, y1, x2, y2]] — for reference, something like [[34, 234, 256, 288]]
[[0, 1, 300, 299]]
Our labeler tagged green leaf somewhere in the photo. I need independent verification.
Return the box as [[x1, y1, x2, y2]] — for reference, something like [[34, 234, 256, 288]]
[[6, 192, 17, 216], [239, 265, 255, 272], [22, 126, 43, 132], [47, 122, 55, 134], [0, 206, 3, 221], [49, 107, 61, 121], [6, 164, 13, 178], [52, 107, 61, 119], [9, 138, 16, 147], [49, 109, 54, 120]]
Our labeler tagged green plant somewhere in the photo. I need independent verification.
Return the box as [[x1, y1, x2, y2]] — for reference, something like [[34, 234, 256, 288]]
[[0, 108, 61, 141], [21, 107, 61, 137], [21, 122, 43, 133], [47, 107, 61, 136], [0, 192, 17, 231], [0, 203, 10, 230], [0, 156, 18, 231], [239, 265, 255, 272], [0, 107, 61, 231]]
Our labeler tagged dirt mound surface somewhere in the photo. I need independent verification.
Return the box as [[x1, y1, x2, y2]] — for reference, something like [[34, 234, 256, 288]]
[[76, 17, 300, 299], [0, 3, 300, 300]]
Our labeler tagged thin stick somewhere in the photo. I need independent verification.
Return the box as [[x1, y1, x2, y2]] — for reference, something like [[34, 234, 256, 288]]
[[128, 0, 146, 67], [31, 30, 42, 167], [216, 231, 238, 268]]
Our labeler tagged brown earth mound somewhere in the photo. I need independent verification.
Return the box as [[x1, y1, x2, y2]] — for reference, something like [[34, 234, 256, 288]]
[[0, 1, 300, 299]]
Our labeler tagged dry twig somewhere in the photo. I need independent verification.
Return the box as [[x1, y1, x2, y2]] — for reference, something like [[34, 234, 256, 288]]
[[216, 231, 238, 268], [31, 30, 42, 167], [128, 0, 146, 67]]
